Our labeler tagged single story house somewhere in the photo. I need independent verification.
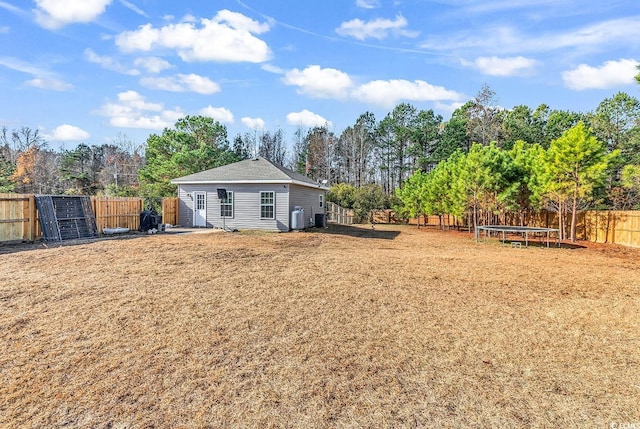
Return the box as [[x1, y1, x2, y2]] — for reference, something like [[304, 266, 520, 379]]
[[170, 157, 329, 232]]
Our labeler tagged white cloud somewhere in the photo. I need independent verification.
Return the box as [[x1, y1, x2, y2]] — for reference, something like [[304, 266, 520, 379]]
[[356, 0, 380, 9], [434, 101, 466, 114], [84, 48, 139, 75], [26, 77, 73, 91], [466, 56, 537, 76], [119, 0, 147, 17], [199, 106, 234, 123], [279, 64, 463, 109], [457, 0, 572, 15], [336, 15, 418, 41], [261, 64, 285, 74], [0, 56, 44, 75], [140, 73, 220, 94], [283, 65, 353, 98], [133, 56, 172, 73], [0, 1, 24, 14], [562, 58, 639, 90], [241, 117, 265, 129], [0, 56, 73, 91], [117, 90, 162, 110], [0, 56, 74, 91], [286, 109, 332, 128], [420, 17, 640, 55], [44, 124, 90, 141], [34, 0, 112, 29], [139, 76, 183, 92], [181, 14, 197, 23], [97, 90, 183, 130], [0, 26, 8, 34], [115, 9, 272, 63], [551, 18, 640, 51], [351, 79, 464, 108], [178, 74, 220, 94]]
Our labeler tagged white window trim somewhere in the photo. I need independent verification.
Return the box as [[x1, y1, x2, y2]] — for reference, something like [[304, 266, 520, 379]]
[[220, 191, 234, 219], [260, 191, 275, 220], [319, 194, 324, 208]]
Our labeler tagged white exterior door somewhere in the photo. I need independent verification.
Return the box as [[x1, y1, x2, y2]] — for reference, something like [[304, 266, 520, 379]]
[[193, 192, 207, 227]]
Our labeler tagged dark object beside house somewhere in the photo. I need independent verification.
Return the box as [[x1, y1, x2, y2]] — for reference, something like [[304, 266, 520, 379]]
[[139, 210, 160, 231], [315, 213, 325, 228], [35, 195, 98, 242]]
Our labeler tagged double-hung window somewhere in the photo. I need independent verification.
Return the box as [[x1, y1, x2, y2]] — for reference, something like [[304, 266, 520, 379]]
[[220, 191, 233, 218], [260, 191, 275, 219]]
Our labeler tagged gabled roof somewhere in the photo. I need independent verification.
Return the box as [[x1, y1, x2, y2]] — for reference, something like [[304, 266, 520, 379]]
[[170, 157, 329, 190]]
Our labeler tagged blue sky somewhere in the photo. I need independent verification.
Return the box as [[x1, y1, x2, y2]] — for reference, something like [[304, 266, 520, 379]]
[[0, 0, 638, 150]]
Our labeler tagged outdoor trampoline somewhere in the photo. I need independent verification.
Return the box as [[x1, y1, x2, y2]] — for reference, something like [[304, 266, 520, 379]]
[[476, 225, 560, 248]]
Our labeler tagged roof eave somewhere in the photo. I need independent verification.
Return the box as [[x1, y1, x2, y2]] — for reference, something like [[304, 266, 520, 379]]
[[291, 179, 330, 191], [171, 178, 329, 191], [171, 179, 290, 185]]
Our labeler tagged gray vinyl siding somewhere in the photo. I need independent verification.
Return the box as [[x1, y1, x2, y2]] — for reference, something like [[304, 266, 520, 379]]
[[177, 183, 326, 231], [177, 185, 211, 228], [232, 184, 290, 231], [289, 184, 326, 228], [177, 183, 290, 231]]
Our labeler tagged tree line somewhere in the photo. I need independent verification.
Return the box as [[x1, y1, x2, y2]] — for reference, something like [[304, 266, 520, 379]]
[[1, 86, 639, 223], [322, 89, 640, 236], [0, 128, 146, 195], [395, 122, 639, 242]]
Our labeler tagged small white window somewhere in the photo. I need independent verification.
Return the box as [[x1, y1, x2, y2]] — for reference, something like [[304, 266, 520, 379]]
[[260, 191, 275, 219], [220, 191, 233, 218], [195, 193, 205, 210], [319, 194, 324, 208]]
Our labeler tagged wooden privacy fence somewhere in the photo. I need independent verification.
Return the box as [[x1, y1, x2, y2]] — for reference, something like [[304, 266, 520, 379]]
[[326, 202, 355, 225], [408, 213, 460, 228], [371, 210, 463, 228], [162, 197, 178, 226], [368, 208, 640, 248], [500, 210, 640, 248], [581, 211, 640, 248], [326, 205, 463, 229], [371, 209, 402, 225], [91, 197, 143, 233], [0, 194, 144, 242], [0, 193, 38, 242]]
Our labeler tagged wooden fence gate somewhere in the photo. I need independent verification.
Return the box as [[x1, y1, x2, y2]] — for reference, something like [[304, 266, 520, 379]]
[[326, 202, 355, 225], [0, 193, 37, 242], [161, 197, 178, 226]]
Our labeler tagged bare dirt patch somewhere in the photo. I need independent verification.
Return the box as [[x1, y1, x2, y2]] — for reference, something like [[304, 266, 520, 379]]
[[1, 224, 639, 427]]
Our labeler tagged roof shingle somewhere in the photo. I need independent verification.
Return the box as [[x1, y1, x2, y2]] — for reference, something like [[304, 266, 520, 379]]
[[171, 157, 326, 189]]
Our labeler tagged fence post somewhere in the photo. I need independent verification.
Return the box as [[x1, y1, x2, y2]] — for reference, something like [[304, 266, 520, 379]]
[[610, 211, 616, 244], [28, 194, 36, 241]]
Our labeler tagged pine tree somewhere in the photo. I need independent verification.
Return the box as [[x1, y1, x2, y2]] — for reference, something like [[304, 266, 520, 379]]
[[544, 122, 619, 241]]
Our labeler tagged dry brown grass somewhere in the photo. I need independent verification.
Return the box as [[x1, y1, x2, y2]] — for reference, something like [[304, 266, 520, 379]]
[[1, 224, 639, 428]]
